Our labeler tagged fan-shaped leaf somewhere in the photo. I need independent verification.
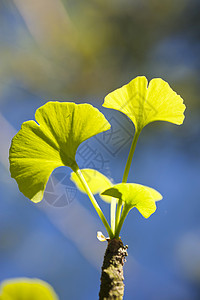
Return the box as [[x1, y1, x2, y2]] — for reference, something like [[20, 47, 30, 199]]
[[9, 102, 110, 203], [103, 76, 186, 132], [102, 183, 162, 218]]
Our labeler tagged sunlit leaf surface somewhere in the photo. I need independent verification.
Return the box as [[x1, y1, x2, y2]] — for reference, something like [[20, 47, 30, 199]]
[[71, 168, 113, 202], [9, 102, 110, 203], [0, 278, 59, 300], [103, 76, 186, 132], [102, 183, 162, 218]]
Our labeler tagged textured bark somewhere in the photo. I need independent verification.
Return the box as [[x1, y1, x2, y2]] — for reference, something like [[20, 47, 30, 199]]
[[99, 238, 128, 300]]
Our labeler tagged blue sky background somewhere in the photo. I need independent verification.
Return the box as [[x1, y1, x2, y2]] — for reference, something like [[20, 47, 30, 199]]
[[0, 1, 200, 299]]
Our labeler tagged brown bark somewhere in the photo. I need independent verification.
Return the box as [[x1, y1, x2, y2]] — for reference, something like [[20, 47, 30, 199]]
[[99, 238, 128, 300]]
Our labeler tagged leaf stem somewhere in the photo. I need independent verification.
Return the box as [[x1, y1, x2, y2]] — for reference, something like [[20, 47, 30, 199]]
[[115, 199, 122, 234], [110, 198, 116, 235], [115, 205, 130, 238], [122, 129, 141, 183], [115, 129, 141, 235], [75, 168, 114, 238]]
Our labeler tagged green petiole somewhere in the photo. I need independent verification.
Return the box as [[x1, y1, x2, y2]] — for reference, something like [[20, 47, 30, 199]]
[[110, 198, 116, 235], [115, 129, 141, 237], [122, 129, 141, 183], [115, 205, 130, 239], [75, 168, 114, 238]]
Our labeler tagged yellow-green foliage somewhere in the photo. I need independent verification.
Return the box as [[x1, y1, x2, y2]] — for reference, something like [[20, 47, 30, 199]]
[[0, 278, 59, 300], [9, 102, 110, 203], [102, 183, 162, 219], [103, 76, 186, 132]]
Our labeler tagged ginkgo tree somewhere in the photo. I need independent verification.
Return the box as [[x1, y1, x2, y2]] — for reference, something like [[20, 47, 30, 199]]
[[9, 76, 185, 300]]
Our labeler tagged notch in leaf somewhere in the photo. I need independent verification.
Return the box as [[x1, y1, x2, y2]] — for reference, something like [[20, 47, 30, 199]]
[[103, 76, 186, 132], [9, 102, 111, 203]]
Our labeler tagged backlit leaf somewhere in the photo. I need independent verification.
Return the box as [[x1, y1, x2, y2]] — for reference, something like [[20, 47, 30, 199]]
[[71, 168, 113, 202], [0, 278, 59, 300], [103, 76, 186, 132], [9, 102, 110, 203], [102, 183, 162, 218]]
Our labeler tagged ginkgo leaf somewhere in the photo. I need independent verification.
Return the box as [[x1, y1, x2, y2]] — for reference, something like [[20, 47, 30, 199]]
[[103, 76, 186, 132], [0, 278, 59, 300], [102, 183, 162, 218], [71, 168, 113, 202], [9, 102, 110, 203]]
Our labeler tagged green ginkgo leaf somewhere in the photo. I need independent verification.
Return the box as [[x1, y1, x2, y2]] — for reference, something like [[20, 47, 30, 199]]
[[0, 278, 59, 300], [9, 102, 110, 203], [102, 183, 162, 218], [103, 76, 186, 132], [71, 168, 113, 202]]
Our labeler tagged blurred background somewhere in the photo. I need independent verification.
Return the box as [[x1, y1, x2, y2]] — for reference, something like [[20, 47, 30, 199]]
[[0, 0, 200, 299]]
